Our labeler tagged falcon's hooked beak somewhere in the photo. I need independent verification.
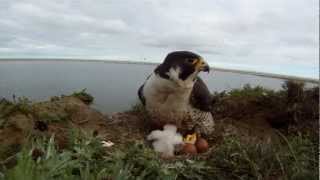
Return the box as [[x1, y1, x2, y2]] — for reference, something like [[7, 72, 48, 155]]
[[193, 58, 210, 73]]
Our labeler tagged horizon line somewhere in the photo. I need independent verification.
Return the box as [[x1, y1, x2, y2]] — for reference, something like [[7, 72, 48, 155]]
[[0, 58, 318, 84]]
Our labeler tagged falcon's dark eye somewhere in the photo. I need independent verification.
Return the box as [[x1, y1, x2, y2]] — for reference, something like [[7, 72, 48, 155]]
[[186, 58, 195, 63]]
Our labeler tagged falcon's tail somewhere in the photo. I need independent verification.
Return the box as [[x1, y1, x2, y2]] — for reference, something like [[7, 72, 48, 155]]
[[138, 84, 146, 105]]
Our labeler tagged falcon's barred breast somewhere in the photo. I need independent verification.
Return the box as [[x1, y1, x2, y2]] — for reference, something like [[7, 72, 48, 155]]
[[138, 51, 214, 136]]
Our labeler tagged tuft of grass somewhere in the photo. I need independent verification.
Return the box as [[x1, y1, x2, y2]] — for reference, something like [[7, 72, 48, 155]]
[[228, 84, 274, 98], [211, 84, 280, 120], [0, 97, 32, 117], [207, 133, 318, 180], [211, 81, 319, 135], [0, 128, 215, 180], [1, 129, 317, 180], [0, 97, 33, 128], [2, 136, 78, 180], [71, 89, 94, 105]]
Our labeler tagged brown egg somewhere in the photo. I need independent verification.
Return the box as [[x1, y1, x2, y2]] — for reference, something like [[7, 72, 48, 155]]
[[182, 143, 198, 155], [195, 138, 209, 153]]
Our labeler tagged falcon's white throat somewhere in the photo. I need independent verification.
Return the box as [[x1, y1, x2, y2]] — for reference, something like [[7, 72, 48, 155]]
[[142, 67, 198, 124], [166, 67, 198, 89]]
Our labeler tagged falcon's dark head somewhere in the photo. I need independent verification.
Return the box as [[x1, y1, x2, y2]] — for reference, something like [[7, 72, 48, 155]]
[[155, 51, 210, 82]]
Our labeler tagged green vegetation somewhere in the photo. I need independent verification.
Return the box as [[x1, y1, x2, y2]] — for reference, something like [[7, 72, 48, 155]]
[[0, 131, 317, 180], [0, 97, 33, 128], [71, 89, 94, 105], [208, 133, 318, 180], [0, 81, 318, 179], [212, 81, 319, 137], [0, 89, 94, 128]]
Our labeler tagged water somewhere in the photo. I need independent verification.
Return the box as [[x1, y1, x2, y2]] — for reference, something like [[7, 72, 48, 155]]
[[0, 61, 310, 113]]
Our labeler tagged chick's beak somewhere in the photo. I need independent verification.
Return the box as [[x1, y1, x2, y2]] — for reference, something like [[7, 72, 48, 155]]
[[195, 58, 210, 73]]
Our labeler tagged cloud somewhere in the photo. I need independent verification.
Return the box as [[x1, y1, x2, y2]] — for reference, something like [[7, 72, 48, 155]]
[[0, 0, 318, 78], [11, 2, 128, 34]]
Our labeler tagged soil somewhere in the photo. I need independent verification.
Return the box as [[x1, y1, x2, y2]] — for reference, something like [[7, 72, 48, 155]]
[[0, 96, 150, 160], [0, 94, 281, 163], [2, 80, 319, 164]]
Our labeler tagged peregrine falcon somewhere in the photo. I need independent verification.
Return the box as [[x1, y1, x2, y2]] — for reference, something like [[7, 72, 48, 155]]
[[138, 51, 214, 136]]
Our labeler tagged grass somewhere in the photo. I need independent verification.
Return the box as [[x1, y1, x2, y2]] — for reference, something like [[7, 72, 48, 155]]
[[209, 133, 318, 180], [0, 97, 33, 128], [0, 81, 318, 179], [211, 81, 319, 135], [0, 129, 317, 180], [0, 89, 94, 128], [71, 89, 94, 105]]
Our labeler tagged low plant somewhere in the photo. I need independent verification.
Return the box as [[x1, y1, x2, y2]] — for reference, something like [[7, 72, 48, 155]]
[[71, 89, 94, 105], [1, 129, 317, 180]]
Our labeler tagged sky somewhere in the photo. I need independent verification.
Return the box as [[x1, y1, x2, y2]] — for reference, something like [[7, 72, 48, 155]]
[[0, 0, 318, 79]]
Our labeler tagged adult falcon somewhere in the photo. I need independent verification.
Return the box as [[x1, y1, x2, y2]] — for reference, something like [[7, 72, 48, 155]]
[[138, 51, 214, 136]]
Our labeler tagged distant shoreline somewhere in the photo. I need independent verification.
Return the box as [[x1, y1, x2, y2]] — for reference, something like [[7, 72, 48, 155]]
[[0, 58, 318, 84]]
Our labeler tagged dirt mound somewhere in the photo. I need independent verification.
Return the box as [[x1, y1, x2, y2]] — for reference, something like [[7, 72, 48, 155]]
[[0, 94, 279, 164], [0, 94, 147, 163], [211, 82, 319, 139]]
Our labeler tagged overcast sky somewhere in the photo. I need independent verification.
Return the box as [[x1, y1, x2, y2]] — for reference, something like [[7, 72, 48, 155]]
[[0, 0, 318, 78]]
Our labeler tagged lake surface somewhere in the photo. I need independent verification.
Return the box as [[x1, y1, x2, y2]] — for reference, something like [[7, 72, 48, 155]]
[[0, 61, 315, 113]]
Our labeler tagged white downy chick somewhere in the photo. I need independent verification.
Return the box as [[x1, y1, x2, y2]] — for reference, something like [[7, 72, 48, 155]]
[[147, 124, 184, 157]]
